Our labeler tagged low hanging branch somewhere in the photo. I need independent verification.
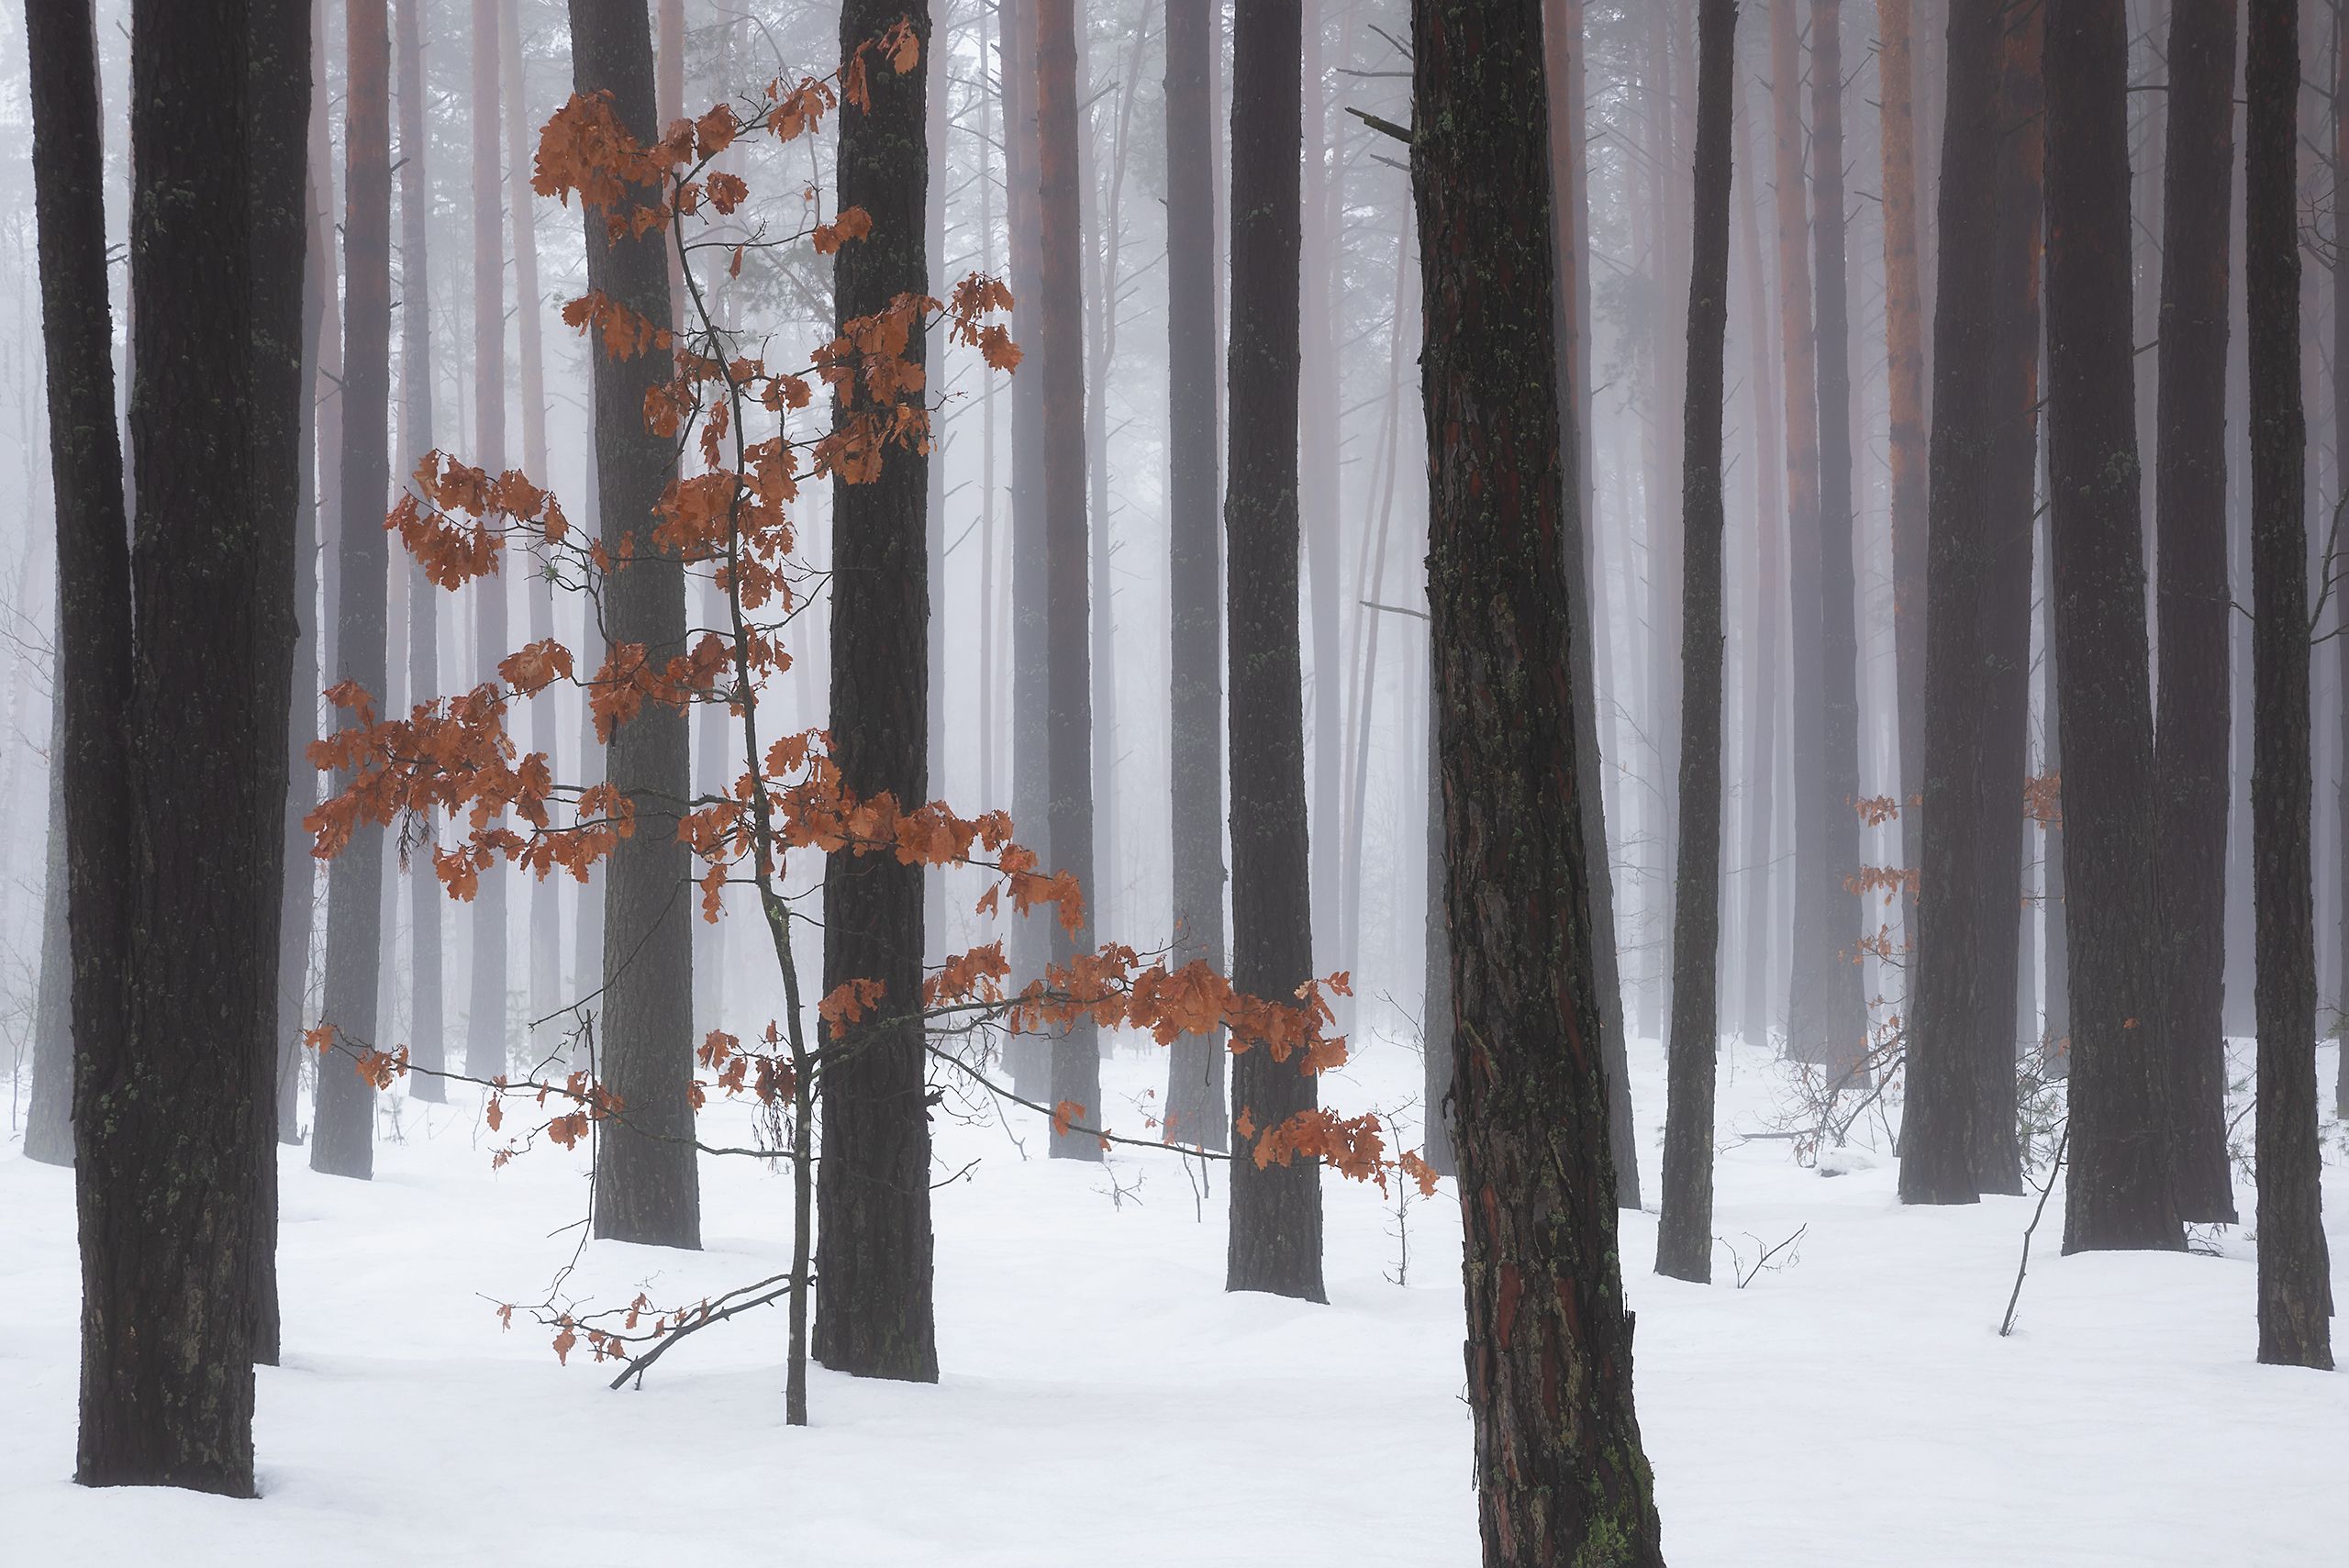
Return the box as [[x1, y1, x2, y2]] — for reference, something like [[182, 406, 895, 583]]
[[304, 26, 1438, 1423]]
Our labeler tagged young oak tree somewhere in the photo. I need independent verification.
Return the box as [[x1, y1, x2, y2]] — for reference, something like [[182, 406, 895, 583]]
[[305, 38, 1423, 1427]]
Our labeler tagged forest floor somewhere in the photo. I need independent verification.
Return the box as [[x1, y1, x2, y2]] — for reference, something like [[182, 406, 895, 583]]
[[6, 1022, 2345, 1565]]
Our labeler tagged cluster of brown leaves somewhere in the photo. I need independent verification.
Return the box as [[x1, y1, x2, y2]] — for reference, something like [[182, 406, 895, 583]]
[[1844, 864, 1919, 904], [2021, 771, 2063, 828]]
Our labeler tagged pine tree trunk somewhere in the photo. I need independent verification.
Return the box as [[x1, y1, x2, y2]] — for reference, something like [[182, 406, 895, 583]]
[[397, 0, 445, 1104], [813, 0, 940, 1385], [1003, 0, 1053, 1107], [466, 0, 511, 1083], [1965, 6, 2044, 1198], [1300, 0, 1342, 987], [1769, 0, 1825, 1063], [2150, 0, 2239, 1224], [1544, 0, 1639, 1207], [1036, 0, 1104, 1162], [1224, 0, 1323, 1296], [1789, 0, 1868, 1077], [505, 0, 562, 1035], [1736, 72, 1785, 1050], [2244, 0, 2334, 1370], [2043, 0, 2181, 1254], [1879, 0, 1928, 947], [25, 690, 73, 1165], [314, 0, 395, 1182], [573, 0, 700, 1249], [1654, 0, 1737, 1285], [2332, 0, 2349, 1122], [1413, 1, 1665, 1555], [1163, 0, 1230, 1152]]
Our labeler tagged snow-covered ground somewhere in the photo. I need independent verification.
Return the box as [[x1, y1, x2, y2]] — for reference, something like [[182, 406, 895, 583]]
[[6, 1028, 2344, 1565]]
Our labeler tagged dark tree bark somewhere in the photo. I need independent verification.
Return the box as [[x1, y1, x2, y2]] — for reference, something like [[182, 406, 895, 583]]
[[1422, 670, 1453, 1175], [466, 0, 511, 1083], [1224, 0, 1323, 1297], [1163, 0, 1230, 1152], [1036, 0, 1104, 1164], [2042, 0, 2180, 1254], [2244, 0, 2333, 1372], [1413, 0, 1665, 1557], [39, 0, 306, 1492], [813, 0, 939, 1385], [1964, 6, 2044, 1199], [2336, 3, 2349, 1123], [397, 0, 445, 1103], [1003, 0, 1053, 1108], [313, 0, 395, 1182], [573, 0, 700, 1249], [1543, 0, 1639, 1208], [2150, 0, 2239, 1225], [1654, 0, 1738, 1286], [1899, 0, 2001, 1203], [26, 693, 72, 1165], [1788, 0, 1867, 1077]]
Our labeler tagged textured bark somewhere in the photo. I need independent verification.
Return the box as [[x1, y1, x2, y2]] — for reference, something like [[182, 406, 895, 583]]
[[1003, 0, 1052, 1106], [466, 0, 511, 1083], [1654, 0, 1738, 1285], [1769, 0, 1825, 1061], [397, 0, 445, 1103], [1879, 0, 1928, 937], [2336, 6, 2349, 1122], [1422, 671, 1453, 1175], [314, 0, 395, 1182], [1413, 1, 1664, 1557], [1964, 9, 2043, 1199], [2244, 0, 2333, 1371], [1224, 0, 1323, 1297], [1788, 0, 1867, 1076], [2043, 0, 2180, 1254], [2150, 0, 2239, 1225], [1901, 0, 2001, 1206], [1163, 0, 1230, 1151], [41, 0, 305, 1490], [573, 0, 701, 1249], [813, 0, 939, 1385], [1543, 0, 1639, 1207], [506, 0, 561, 1030]]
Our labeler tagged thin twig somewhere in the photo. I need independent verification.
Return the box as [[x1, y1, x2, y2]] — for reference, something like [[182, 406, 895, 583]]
[[2000, 1126, 2070, 1338]]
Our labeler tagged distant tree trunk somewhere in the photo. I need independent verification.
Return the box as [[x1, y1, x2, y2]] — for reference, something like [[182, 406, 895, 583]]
[[924, 0, 949, 957], [1003, 0, 1052, 1107], [465, 0, 511, 1082], [396, 0, 445, 1105], [2150, 0, 2238, 1224], [1036, 0, 1104, 1162], [1965, 6, 2044, 1199], [2244, 0, 2333, 1371], [813, 0, 939, 1385], [1789, 0, 1867, 1078], [1654, 0, 1737, 1285], [1163, 0, 1230, 1151], [506, 0, 560, 1032], [314, 0, 395, 1182], [1769, 0, 1825, 1062], [1879, 0, 1928, 950], [1636, 1, 1685, 1043], [1414, 0, 1665, 1555], [26, 691, 72, 1165], [1736, 69, 1784, 1049], [1543, 0, 1639, 1207], [1224, 0, 1323, 1296], [1300, 0, 1341, 985], [39, 0, 306, 1492], [2042, 0, 2180, 1254], [573, 0, 700, 1249], [2042, 538, 2071, 1072]]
